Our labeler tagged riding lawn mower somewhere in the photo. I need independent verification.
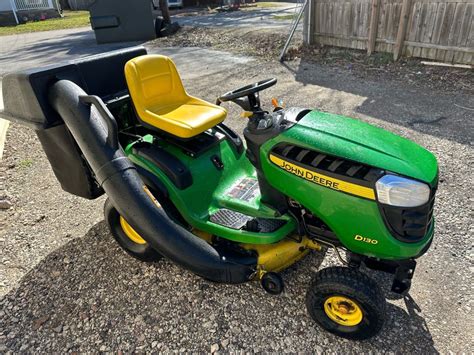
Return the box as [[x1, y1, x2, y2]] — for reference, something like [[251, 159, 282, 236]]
[[0, 47, 438, 340]]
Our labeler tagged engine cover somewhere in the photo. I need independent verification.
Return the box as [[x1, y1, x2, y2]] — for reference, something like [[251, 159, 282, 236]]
[[260, 110, 438, 260]]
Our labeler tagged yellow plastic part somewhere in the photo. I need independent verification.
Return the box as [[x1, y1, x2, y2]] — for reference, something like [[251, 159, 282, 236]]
[[190, 229, 321, 276], [125, 55, 227, 139], [240, 111, 253, 118], [120, 216, 147, 245], [191, 229, 213, 243], [242, 235, 321, 274], [324, 296, 363, 326]]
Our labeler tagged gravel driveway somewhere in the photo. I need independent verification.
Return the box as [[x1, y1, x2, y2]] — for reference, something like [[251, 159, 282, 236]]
[[1, 38, 473, 352]]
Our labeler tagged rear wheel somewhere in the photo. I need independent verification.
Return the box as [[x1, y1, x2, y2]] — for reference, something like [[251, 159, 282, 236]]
[[104, 198, 162, 262], [306, 266, 386, 340]]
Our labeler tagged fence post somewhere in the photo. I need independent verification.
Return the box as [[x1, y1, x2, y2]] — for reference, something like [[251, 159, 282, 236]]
[[309, 0, 316, 45], [303, 0, 315, 45], [280, 0, 309, 61], [9, 0, 19, 24], [367, 0, 381, 55], [393, 0, 411, 61], [303, 0, 309, 44]]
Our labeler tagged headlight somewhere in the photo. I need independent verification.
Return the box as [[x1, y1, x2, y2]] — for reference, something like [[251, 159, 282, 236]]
[[375, 175, 430, 207]]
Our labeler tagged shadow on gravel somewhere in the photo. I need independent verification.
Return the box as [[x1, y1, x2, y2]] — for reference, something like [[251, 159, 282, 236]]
[[0, 221, 436, 352], [284, 59, 473, 146]]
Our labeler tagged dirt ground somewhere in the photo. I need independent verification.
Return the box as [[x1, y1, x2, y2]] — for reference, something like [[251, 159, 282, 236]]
[[1, 27, 473, 353], [155, 26, 474, 95]]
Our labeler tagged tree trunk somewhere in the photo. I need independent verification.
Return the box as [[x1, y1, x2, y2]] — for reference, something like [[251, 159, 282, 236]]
[[159, 0, 171, 25]]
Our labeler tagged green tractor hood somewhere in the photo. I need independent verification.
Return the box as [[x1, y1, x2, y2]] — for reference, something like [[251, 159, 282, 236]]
[[282, 111, 438, 186]]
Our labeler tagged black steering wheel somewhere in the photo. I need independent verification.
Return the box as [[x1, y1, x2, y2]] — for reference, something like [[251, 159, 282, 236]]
[[218, 78, 277, 103]]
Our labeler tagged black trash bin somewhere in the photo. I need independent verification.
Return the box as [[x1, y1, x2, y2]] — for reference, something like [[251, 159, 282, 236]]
[[89, 0, 156, 44]]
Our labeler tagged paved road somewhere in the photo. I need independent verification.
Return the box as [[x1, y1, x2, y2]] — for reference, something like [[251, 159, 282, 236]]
[[0, 23, 473, 355], [175, 4, 302, 28]]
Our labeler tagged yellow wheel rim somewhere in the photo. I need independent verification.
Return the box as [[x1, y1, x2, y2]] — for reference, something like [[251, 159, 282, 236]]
[[324, 296, 363, 326], [119, 216, 147, 245]]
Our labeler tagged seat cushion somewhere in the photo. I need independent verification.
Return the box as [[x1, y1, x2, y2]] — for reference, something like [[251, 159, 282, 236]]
[[125, 55, 227, 139], [145, 97, 227, 138]]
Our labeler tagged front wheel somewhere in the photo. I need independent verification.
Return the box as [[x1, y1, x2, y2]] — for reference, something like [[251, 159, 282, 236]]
[[306, 266, 386, 340], [104, 198, 162, 262]]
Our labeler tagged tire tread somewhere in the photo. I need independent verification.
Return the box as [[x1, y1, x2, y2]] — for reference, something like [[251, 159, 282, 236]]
[[306, 266, 386, 340]]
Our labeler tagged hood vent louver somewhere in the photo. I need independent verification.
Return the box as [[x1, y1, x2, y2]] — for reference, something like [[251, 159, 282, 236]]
[[271, 143, 384, 185]]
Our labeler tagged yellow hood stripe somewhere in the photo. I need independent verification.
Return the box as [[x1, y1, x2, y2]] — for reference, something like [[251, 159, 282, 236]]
[[269, 154, 376, 200]]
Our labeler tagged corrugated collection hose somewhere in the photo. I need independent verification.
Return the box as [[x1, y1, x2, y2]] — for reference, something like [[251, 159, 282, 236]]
[[48, 79, 255, 284]]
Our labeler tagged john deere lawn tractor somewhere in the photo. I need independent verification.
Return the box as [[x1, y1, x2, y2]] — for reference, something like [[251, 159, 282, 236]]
[[0, 47, 438, 340]]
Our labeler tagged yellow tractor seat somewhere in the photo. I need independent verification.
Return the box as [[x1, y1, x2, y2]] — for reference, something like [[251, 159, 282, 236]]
[[124, 55, 227, 139]]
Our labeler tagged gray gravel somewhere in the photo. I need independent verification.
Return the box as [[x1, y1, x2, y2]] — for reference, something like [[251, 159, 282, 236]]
[[1, 43, 473, 353]]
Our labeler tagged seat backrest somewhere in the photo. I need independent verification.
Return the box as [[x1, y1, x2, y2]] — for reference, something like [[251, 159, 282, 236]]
[[124, 55, 189, 113]]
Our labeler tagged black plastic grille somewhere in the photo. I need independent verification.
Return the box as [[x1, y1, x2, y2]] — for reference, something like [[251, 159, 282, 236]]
[[380, 193, 436, 243], [271, 143, 385, 186]]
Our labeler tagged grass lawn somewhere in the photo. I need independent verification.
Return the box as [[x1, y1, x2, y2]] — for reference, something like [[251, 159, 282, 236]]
[[272, 13, 297, 20], [0, 11, 90, 36], [255, 2, 286, 8]]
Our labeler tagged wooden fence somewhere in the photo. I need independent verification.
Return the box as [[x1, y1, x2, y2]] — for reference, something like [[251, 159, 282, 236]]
[[304, 0, 474, 64]]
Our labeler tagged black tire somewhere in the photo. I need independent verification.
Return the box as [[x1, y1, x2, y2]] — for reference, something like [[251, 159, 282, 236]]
[[306, 267, 386, 340], [261, 272, 284, 295], [104, 198, 162, 262]]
